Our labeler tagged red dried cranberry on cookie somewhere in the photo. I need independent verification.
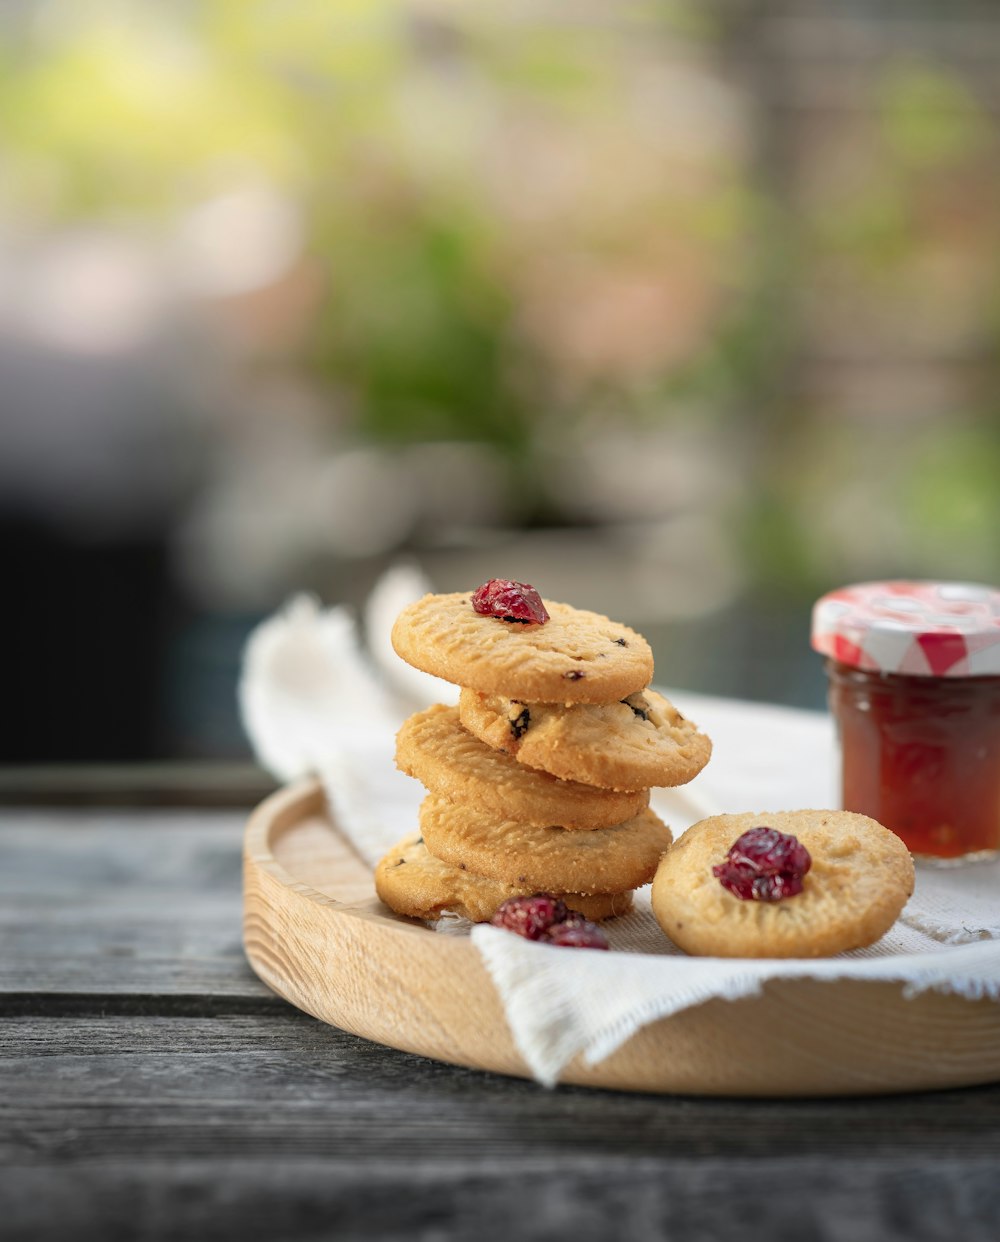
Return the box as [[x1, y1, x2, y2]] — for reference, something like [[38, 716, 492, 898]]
[[471, 579, 549, 625]]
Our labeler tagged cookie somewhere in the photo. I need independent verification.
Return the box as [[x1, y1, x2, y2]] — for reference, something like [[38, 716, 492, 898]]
[[396, 704, 649, 830], [458, 687, 711, 791], [418, 794, 673, 894], [375, 834, 635, 923], [650, 810, 915, 959], [391, 591, 653, 704]]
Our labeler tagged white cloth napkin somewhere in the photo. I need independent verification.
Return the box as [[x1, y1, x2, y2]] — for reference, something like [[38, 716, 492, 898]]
[[240, 581, 1000, 1086]]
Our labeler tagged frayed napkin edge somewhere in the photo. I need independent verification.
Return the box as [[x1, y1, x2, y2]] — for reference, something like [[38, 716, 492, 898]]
[[471, 926, 1000, 1088]]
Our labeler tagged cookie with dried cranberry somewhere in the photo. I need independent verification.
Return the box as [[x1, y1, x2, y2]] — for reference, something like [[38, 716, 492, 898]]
[[459, 687, 711, 792], [396, 704, 649, 830], [650, 810, 915, 959], [374, 833, 634, 924], [418, 795, 673, 894], [390, 588, 653, 704]]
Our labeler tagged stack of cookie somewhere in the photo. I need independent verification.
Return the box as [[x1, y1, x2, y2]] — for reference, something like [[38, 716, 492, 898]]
[[375, 580, 711, 925]]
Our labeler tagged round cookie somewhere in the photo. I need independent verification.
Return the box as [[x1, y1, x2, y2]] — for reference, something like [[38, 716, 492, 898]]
[[459, 687, 712, 791], [391, 591, 653, 704], [419, 794, 673, 894], [375, 834, 635, 924], [650, 810, 915, 959], [396, 704, 649, 830]]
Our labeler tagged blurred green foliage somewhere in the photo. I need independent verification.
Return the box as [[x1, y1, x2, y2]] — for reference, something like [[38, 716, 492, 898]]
[[2, 0, 999, 593]]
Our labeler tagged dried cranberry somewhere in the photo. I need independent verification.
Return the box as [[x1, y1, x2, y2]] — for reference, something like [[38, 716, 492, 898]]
[[543, 914, 610, 950], [621, 693, 649, 721], [712, 826, 812, 902], [471, 579, 550, 625], [491, 894, 568, 939]]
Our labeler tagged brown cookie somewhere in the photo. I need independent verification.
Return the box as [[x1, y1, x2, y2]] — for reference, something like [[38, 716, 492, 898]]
[[374, 834, 635, 923], [650, 810, 915, 959], [418, 794, 673, 894], [458, 687, 711, 791], [396, 704, 649, 830], [391, 591, 653, 704]]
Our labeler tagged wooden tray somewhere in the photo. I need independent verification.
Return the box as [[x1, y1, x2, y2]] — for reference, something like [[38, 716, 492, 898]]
[[243, 778, 1000, 1096]]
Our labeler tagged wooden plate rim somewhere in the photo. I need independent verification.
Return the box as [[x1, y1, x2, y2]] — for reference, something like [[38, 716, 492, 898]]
[[243, 777, 1000, 1096], [244, 775, 443, 941]]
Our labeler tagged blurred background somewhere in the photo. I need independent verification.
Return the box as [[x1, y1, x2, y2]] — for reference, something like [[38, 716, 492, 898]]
[[2, 0, 999, 765]]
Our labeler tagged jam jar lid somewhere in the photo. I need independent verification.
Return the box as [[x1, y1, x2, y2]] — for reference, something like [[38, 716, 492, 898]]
[[811, 580, 1000, 677]]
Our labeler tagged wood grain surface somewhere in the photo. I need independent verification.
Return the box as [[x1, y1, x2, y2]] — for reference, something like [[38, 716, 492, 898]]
[[244, 779, 1000, 1097], [5, 790, 1000, 1242]]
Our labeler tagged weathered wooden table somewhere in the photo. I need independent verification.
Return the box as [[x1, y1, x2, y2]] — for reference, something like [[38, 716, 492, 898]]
[[4, 768, 1000, 1242]]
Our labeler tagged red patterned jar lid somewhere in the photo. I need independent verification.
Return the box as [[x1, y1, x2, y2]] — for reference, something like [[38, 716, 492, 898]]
[[811, 581, 1000, 677]]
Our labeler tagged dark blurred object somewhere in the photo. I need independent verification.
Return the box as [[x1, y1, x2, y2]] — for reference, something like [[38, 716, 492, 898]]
[[0, 336, 199, 763], [0, 511, 176, 762]]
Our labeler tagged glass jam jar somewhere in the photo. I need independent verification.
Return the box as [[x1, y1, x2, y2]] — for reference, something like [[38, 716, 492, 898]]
[[812, 581, 1000, 863]]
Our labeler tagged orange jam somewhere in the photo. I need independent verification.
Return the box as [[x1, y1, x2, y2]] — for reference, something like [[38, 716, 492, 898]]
[[825, 660, 1000, 860]]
